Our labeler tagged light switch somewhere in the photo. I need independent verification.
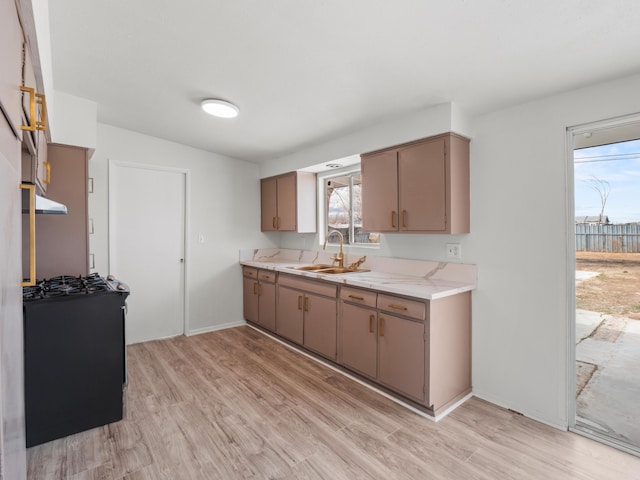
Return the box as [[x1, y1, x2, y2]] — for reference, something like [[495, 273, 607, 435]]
[[198, 234, 205, 244]]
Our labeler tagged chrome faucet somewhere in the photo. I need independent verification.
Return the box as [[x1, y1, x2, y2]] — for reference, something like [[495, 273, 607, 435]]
[[323, 230, 344, 268]]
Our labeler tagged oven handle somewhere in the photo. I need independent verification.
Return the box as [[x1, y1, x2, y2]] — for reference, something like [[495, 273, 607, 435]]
[[21, 184, 36, 286]]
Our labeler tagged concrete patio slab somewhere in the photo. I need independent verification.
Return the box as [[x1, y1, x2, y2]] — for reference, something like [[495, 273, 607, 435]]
[[576, 313, 640, 448]]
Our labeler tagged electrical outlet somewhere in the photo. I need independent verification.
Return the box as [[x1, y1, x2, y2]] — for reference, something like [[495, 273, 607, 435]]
[[446, 243, 461, 259]]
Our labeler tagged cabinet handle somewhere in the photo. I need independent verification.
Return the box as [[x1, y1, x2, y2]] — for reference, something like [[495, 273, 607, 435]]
[[402, 209, 407, 228], [272, 217, 277, 229], [19, 87, 47, 132], [253, 282, 258, 295], [258, 284, 262, 296], [391, 211, 396, 228], [388, 303, 408, 311], [298, 295, 303, 310], [379, 317, 384, 337], [21, 184, 36, 286], [43, 161, 51, 185], [303, 296, 309, 312], [348, 294, 364, 301], [369, 314, 374, 333]]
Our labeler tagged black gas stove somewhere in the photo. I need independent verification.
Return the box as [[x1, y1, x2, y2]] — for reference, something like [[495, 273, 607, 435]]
[[23, 272, 130, 447], [23, 272, 129, 301]]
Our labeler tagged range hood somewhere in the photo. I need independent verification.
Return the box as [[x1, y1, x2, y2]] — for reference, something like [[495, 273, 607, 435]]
[[22, 189, 68, 215]]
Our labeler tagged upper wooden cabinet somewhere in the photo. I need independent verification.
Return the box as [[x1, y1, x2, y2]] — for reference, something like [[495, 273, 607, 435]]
[[0, 0, 25, 139], [361, 132, 470, 234], [261, 171, 316, 233], [32, 144, 89, 278]]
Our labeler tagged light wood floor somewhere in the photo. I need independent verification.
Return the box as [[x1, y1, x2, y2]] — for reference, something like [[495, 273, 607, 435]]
[[27, 326, 640, 479]]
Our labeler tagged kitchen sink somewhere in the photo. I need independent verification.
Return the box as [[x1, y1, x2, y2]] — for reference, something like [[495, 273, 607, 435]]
[[314, 267, 368, 274], [290, 264, 333, 271], [288, 265, 368, 274]]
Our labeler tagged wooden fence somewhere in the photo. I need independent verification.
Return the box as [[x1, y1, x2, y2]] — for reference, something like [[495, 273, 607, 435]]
[[575, 223, 640, 253]]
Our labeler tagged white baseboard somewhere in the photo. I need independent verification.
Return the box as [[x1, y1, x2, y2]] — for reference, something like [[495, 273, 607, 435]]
[[187, 320, 246, 336]]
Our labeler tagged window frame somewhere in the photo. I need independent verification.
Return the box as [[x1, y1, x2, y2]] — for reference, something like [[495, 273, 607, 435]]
[[317, 165, 379, 247]]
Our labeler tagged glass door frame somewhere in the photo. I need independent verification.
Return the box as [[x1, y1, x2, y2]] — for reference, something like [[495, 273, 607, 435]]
[[565, 112, 640, 457]]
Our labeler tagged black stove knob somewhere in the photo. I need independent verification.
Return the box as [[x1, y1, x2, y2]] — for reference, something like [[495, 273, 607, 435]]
[[106, 274, 115, 281]]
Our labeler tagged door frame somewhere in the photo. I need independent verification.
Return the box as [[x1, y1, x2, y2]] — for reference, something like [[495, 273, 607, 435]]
[[565, 112, 640, 456], [108, 159, 191, 337]]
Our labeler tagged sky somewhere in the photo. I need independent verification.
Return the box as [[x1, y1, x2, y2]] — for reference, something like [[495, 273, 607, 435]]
[[574, 138, 640, 224]]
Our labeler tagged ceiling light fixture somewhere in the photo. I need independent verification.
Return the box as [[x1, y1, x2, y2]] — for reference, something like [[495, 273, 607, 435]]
[[325, 163, 343, 168], [201, 99, 239, 118]]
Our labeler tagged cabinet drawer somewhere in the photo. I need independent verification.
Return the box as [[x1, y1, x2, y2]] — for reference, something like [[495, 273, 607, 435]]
[[278, 274, 337, 298], [378, 294, 425, 320], [258, 270, 277, 283], [341, 286, 377, 308], [243, 267, 258, 279]]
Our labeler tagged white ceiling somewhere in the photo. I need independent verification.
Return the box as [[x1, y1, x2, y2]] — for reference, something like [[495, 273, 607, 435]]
[[48, 0, 640, 163]]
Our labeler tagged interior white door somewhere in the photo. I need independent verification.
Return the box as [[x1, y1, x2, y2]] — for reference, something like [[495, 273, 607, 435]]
[[110, 162, 186, 344]]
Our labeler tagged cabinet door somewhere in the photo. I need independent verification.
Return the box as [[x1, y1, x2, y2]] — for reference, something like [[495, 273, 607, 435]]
[[276, 285, 304, 344], [378, 313, 425, 402], [276, 173, 296, 231], [34, 145, 89, 278], [361, 150, 398, 232], [398, 138, 446, 231], [303, 293, 337, 360], [258, 281, 276, 331], [261, 177, 278, 231], [341, 302, 377, 378], [242, 277, 259, 323], [0, 0, 24, 138]]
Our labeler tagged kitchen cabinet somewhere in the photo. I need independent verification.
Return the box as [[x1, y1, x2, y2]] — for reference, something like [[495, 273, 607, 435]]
[[24, 144, 89, 278], [261, 171, 316, 233], [18, 28, 49, 195], [377, 312, 426, 402], [277, 274, 337, 360], [0, 0, 24, 140], [244, 265, 471, 415], [242, 267, 276, 332], [21, 127, 49, 195], [339, 286, 471, 413], [276, 283, 304, 343], [340, 287, 378, 379], [361, 132, 470, 234], [341, 288, 426, 402]]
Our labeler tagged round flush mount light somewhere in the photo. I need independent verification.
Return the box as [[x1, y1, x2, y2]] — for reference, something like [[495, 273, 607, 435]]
[[325, 163, 343, 169], [201, 99, 239, 118]]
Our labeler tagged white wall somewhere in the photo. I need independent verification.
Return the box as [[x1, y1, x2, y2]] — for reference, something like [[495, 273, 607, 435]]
[[89, 123, 277, 334], [260, 72, 640, 429]]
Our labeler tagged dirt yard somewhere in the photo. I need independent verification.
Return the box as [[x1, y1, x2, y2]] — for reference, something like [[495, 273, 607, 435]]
[[576, 251, 640, 318]]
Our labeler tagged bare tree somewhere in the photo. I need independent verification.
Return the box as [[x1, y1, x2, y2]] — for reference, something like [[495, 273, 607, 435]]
[[587, 175, 611, 223]]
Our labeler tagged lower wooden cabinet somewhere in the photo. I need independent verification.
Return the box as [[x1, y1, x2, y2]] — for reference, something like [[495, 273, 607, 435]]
[[340, 285, 471, 414], [303, 293, 337, 360], [276, 274, 338, 360], [242, 267, 276, 332], [377, 313, 425, 402], [242, 269, 471, 415], [340, 288, 378, 379], [276, 284, 304, 343]]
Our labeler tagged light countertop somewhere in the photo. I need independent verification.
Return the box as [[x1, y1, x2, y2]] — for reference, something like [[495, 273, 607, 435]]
[[240, 248, 477, 301]]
